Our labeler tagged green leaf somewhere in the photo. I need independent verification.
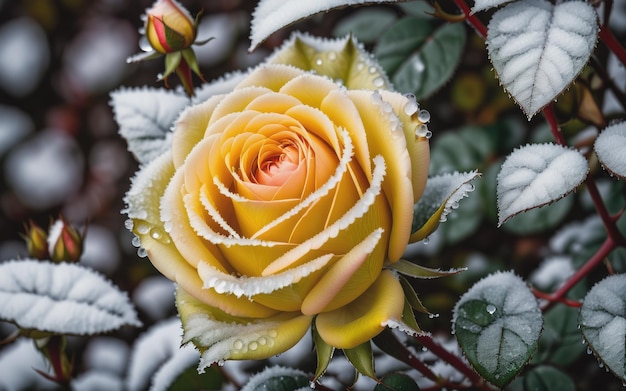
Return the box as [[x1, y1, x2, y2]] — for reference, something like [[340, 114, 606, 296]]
[[534, 304, 584, 366], [392, 259, 466, 279], [376, 19, 466, 99], [343, 342, 376, 379], [240, 366, 310, 391], [502, 194, 574, 235], [453, 271, 543, 388], [411, 171, 480, 242], [580, 274, 626, 382], [168, 365, 223, 391], [523, 365, 576, 391], [162, 51, 182, 80], [332, 8, 397, 44], [374, 373, 420, 391], [312, 325, 334, 381]]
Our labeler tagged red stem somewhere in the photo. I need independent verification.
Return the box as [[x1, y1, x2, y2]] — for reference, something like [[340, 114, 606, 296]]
[[453, 0, 487, 38], [416, 335, 489, 389], [600, 26, 626, 68], [541, 237, 615, 312], [543, 104, 566, 145]]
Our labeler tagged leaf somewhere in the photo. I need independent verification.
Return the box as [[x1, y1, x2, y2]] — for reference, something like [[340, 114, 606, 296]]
[[486, 0, 599, 118], [249, 0, 399, 50], [391, 259, 466, 279], [497, 143, 588, 227], [110, 87, 189, 164], [373, 373, 420, 391], [472, 0, 515, 13], [332, 8, 397, 44], [312, 325, 334, 381], [594, 121, 626, 180], [376, 18, 466, 99], [453, 271, 543, 388], [580, 274, 626, 382], [411, 171, 480, 242], [534, 304, 584, 366], [523, 365, 576, 391], [125, 318, 200, 391], [343, 341, 376, 379], [240, 366, 310, 391], [0, 259, 141, 335]]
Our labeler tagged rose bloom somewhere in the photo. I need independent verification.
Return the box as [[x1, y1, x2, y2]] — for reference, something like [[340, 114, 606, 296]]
[[124, 34, 430, 370]]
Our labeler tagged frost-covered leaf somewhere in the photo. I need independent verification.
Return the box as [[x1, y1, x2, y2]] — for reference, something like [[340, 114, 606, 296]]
[[594, 121, 626, 180], [411, 171, 480, 242], [110, 87, 189, 164], [373, 373, 420, 391], [240, 365, 310, 391], [453, 271, 543, 388], [487, 0, 599, 118], [472, 0, 515, 13], [497, 143, 588, 226], [249, 0, 399, 50], [0, 260, 140, 335], [580, 274, 626, 382], [375, 18, 466, 99], [126, 318, 200, 391]]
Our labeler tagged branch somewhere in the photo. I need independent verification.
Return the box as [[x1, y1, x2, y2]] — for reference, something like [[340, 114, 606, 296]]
[[453, 0, 487, 38]]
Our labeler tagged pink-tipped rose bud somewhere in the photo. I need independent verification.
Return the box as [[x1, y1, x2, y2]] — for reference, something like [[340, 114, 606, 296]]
[[145, 0, 196, 54], [48, 218, 84, 263], [23, 221, 49, 260]]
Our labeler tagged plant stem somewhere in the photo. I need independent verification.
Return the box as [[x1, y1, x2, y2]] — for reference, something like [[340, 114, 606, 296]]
[[416, 335, 489, 389], [541, 237, 615, 312], [543, 103, 567, 145], [453, 0, 487, 38], [599, 26, 626, 68]]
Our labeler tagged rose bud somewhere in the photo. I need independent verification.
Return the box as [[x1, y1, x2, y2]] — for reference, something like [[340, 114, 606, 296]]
[[48, 218, 85, 263], [23, 220, 49, 260], [145, 0, 196, 54]]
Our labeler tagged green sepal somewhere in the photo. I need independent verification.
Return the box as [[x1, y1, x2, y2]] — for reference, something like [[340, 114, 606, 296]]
[[312, 324, 334, 381], [399, 276, 430, 316], [402, 297, 423, 333], [391, 259, 467, 279], [343, 341, 376, 379], [162, 51, 182, 80], [161, 17, 186, 51], [181, 47, 205, 81]]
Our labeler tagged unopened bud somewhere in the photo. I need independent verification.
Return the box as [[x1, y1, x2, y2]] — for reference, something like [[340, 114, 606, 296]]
[[23, 221, 49, 260], [145, 0, 196, 54], [48, 218, 84, 263]]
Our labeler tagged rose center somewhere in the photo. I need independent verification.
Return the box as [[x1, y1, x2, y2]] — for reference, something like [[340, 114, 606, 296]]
[[256, 145, 300, 186]]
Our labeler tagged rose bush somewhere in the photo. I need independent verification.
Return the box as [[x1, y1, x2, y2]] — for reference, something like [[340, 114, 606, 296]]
[[123, 34, 431, 370]]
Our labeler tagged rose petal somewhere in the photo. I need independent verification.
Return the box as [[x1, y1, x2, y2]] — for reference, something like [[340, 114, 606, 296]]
[[347, 90, 423, 262], [177, 288, 312, 371], [301, 228, 384, 315], [236, 64, 306, 92], [315, 270, 404, 349], [262, 154, 386, 275]]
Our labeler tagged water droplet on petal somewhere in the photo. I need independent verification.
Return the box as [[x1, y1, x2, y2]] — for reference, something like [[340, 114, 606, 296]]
[[423, 237, 430, 244], [233, 339, 244, 350], [415, 124, 429, 138], [368, 66, 377, 74], [315, 57, 323, 66], [486, 304, 496, 314], [418, 109, 431, 123], [136, 221, 150, 234], [403, 99, 418, 116], [131, 236, 141, 248], [248, 341, 259, 351], [373, 77, 384, 87], [328, 52, 337, 61], [124, 219, 134, 230], [137, 247, 147, 258]]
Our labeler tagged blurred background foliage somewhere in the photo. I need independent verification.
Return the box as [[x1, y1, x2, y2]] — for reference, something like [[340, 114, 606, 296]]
[[1, 0, 625, 390]]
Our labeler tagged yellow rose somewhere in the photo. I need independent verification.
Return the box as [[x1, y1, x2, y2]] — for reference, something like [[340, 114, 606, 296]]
[[124, 34, 430, 370]]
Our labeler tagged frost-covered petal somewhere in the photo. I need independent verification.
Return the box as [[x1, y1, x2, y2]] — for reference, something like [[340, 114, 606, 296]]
[[176, 288, 312, 372], [315, 270, 404, 349]]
